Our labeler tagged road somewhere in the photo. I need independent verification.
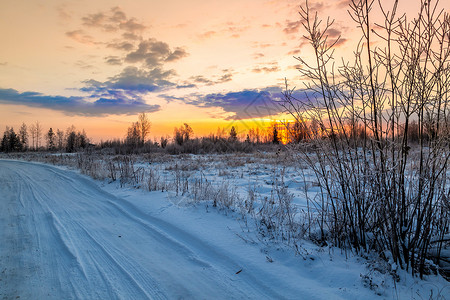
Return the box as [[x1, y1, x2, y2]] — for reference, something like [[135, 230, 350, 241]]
[[0, 160, 286, 300]]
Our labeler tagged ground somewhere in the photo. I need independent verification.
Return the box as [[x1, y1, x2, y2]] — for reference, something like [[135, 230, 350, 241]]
[[0, 159, 448, 299]]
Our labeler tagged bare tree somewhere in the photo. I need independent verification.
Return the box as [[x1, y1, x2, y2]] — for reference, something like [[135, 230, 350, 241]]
[[282, 0, 449, 277], [138, 112, 151, 144], [19, 122, 28, 149], [35, 121, 42, 150], [173, 123, 194, 146], [56, 129, 64, 150], [126, 122, 141, 148], [29, 123, 36, 150], [28, 121, 42, 150]]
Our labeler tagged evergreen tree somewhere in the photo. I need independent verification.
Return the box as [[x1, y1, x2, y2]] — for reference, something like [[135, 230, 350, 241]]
[[272, 125, 279, 144], [47, 128, 56, 150], [9, 128, 22, 151], [66, 131, 77, 153], [229, 126, 237, 141], [245, 134, 251, 143], [1, 127, 22, 152], [0, 129, 8, 152]]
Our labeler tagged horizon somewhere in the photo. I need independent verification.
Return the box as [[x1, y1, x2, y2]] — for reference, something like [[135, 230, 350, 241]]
[[0, 0, 442, 142]]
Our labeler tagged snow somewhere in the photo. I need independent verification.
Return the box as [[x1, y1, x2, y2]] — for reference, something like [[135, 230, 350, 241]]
[[0, 159, 448, 299]]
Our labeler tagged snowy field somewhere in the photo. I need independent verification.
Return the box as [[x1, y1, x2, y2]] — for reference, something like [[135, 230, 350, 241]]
[[0, 155, 449, 299]]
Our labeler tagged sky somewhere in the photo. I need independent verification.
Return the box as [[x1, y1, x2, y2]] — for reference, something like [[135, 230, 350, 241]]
[[0, 0, 442, 141]]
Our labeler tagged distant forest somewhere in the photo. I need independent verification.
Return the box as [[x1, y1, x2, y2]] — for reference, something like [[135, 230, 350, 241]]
[[1, 111, 447, 155]]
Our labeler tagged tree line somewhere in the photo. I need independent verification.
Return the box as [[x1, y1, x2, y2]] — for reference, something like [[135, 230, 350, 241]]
[[99, 113, 291, 155], [0, 122, 89, 153]]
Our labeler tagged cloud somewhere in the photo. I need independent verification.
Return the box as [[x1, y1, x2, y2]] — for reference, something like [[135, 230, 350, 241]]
[[327, 28, 342, 38], [218, 73, 232, 83], [176, 84, 196, 89], [82, 12, 107, 28], [308, 2, 325, 11], [68, 7, 189, 77], [283, 20, 302, 34], [197, 21, 249, 40], [252, 62, 280, 73], [64, 7, 191, 111], [198, 31, 217, 39], [66, 30, 96, 45], [105, 56, 122, 65], [336, 0, 352, 8], [83, 66, 176, 94], [333, 38, 347, 47], [190, 75, 214, 85], [158, 94, 186, 102], [75, 60, 95, 70], [67, 7, 147, 47], [0, 88, 160, 116], [166, 47, 189, 62], [121, 32, 140, 41], [252, 42, 273, 49], [81, 7, 146, 34], [119, 18, 146, 33], [287, 49, 301, 55], [184, 88, 284, 120], [225, 22, 249, 38], [125, 38, 188, 68], [181, 87, 317, 121], [288, 64, 303, 70], [187, 70, 233, 87], [107, 41, 134, 51], [253, 53, 265, 59], [325, 27, 348, 47], [56, 5, 72, 21]]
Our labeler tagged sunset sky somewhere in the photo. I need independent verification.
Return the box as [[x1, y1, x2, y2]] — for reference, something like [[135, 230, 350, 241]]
[[0, 0, 441, 141]]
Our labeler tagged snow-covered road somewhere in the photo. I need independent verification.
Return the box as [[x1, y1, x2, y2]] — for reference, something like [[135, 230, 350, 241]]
[[0, 160, 295, 299]]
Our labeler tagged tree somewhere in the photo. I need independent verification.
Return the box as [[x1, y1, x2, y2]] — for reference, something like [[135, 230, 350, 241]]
[[47, 128, 56, 150], [182, 123, 193, 141], [65, 125, 88, 152], [0, 129, 7, 152], [173, 123, 194, 146], [138, 113, 151, 144], [28, 121, 42, 150], [272, 124, 279, 144], [245, 134, 251, 143], [126, 122, 141, 148], [229, 126, 237, 142], [216, 127, 226, 139], [66, 131, 77, 153], [29, 123, 36, 150], [1, 127, 22, 152], [19, 123, 28, 149], [78, 130, 88, 148], [282, 0, 449, 277], [56, 129, 64, 150], [160, 136, 168, 148], [248, 128, 258, 144], [35, 121, 42, 149], [1, 127, 11, 152], [174, 127, 183, 145], [290, 120, 308, 143]]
